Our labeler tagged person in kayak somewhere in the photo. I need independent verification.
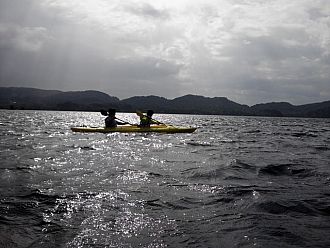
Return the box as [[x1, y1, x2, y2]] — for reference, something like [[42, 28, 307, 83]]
[[137, 110, 159, 127], [105, 108, 127, 128]]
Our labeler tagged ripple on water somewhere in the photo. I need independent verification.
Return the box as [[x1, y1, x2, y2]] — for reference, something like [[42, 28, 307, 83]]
[[1, 111, 330, 247]]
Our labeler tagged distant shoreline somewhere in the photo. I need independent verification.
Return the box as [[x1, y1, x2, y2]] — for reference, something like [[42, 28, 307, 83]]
[[1, 87, 330, 118]]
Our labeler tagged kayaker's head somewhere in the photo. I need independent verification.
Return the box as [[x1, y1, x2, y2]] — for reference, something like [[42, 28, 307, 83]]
[[108, 108, 116, 117], [147, 110, 154, 117]]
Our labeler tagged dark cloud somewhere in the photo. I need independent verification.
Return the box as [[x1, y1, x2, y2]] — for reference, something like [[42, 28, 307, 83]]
[[0, 0, 329, 104]]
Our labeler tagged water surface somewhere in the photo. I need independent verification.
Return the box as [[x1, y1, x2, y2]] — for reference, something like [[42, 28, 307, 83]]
[[0, 110, 330, 247]]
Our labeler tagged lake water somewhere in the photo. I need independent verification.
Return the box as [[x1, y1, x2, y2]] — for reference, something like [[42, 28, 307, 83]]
[[0, 110, 330, 248]]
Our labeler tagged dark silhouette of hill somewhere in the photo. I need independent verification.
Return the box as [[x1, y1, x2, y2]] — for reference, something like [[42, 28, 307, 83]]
[[122, 94, 250, 115], [170, 95, 250, 115], [0, 87, 121, 111], [1, 87, 329, 118], [121, 95, 170, 112], [250, 101, 330, 118], [250, 102, 294, 117], [45, 90, 121, 110]]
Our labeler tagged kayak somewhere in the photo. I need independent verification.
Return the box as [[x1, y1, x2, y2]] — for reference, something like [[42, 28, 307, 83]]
[[71, 125, 197, 134], [71, 125, 196, 134]]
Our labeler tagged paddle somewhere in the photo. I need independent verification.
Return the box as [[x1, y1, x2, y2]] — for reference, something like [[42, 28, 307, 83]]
[[136, 111, 169, 126], [100, 109, 134, 125]]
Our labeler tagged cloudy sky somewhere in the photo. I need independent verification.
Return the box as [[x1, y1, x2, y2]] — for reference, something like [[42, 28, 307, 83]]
[[0, 0, 329, 105]]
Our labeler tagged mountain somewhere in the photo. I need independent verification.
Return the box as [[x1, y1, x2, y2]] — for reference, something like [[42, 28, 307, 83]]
[[0, 87, 121, 111], [121, 96, 170, 112], [250, 101, 330, 118], [170, 95, 250, 115], [1, 87, 329, 118], [122, 94, 250, 115], [296, 101, 330, 118], [250, 102, 295, 117]]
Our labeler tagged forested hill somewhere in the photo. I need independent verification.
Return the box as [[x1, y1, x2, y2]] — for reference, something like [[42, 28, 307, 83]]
[[1, 87, 330, 118]]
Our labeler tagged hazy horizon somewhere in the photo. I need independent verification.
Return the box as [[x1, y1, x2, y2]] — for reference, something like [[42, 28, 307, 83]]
[[1, 0, 329, 105]]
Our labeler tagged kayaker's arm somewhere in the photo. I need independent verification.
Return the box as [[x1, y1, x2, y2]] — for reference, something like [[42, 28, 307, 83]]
[[136, 111, 165, 126]]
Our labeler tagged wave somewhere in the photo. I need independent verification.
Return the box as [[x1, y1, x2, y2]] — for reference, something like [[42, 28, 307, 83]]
[[256, 200, 330, 217], [291, 132, 318, 138], [314, 145, 329, 151], [258, 163, 313, 177]]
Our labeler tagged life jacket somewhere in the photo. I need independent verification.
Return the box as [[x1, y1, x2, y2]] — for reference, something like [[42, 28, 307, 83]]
[[105, 116, 117, 127], [140, 116, 152, 127]]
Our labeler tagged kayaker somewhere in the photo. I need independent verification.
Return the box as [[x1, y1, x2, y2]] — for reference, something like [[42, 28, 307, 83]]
[[137, 110, 159, 127], [105, 108, 127, 128]]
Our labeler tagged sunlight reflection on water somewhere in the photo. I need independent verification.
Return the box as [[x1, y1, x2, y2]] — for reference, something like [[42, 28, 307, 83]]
[[1, 110, 330, 247]]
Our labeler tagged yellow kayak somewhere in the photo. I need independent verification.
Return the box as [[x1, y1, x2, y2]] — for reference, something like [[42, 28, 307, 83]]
[[71, 125, 197, 134]]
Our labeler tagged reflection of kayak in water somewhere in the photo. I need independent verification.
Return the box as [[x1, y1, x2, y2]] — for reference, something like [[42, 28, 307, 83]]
[[71, 125, 197, 134]]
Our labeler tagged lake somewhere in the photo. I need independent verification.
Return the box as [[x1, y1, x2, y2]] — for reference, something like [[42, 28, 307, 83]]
[[0, 110, 330, 247]]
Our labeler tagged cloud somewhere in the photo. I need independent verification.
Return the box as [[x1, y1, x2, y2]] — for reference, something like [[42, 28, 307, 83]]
[[122, 2, 170, 19], [0, 0, 329, 105], [0, 23, 48, 52]]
